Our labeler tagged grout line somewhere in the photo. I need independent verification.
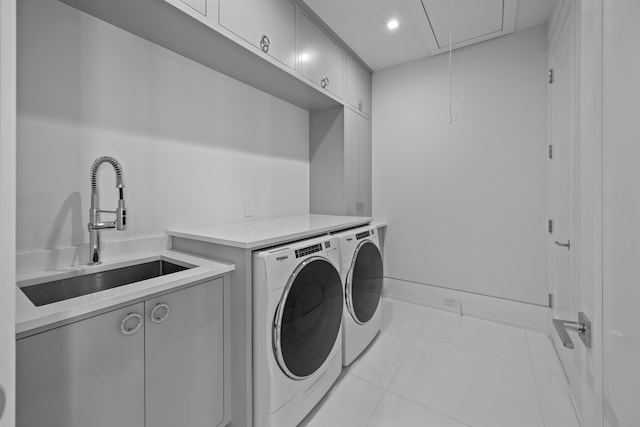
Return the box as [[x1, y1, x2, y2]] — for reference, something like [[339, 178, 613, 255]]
[[381, 309, 433, 390], [525, 331, 549, 427], [381, 389, 473, 427], [364, 308, 434, 427], [362, 389, 386, 427]]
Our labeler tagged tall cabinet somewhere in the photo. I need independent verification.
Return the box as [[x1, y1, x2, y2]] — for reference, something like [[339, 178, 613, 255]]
[[310, 105, 372, 217], [310, 51, 372, 217]]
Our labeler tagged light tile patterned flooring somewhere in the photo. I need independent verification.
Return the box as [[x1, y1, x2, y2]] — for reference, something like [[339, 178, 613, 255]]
[[300, 298, 579, 427]]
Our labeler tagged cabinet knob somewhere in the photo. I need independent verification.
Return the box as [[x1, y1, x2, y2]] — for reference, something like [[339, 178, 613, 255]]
[[150, 303, 171, 324], [321, 77, 330, 89], [358, 101, 364, 111], [260, 35, 270, 53], [121, 313, 143, 335]]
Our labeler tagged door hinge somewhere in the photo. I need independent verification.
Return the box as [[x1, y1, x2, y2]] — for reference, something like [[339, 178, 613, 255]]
[[548, 144, 553, 159], [548, 219, 554, 234], [548, 69, 554, 84], [548, 293, 554, 308]]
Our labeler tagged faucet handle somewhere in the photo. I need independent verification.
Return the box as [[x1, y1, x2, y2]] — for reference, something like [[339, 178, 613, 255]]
[[116, 199, 127, 231]]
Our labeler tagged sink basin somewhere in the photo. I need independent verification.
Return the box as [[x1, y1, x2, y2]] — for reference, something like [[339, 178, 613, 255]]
[[20, 260, 193, 307]]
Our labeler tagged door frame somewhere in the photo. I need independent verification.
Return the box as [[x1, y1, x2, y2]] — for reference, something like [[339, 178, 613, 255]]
[[0, 0, 16, 425]]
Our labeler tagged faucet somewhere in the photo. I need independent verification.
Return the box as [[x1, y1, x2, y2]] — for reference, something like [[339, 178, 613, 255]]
[[88, 156, 126, 265]]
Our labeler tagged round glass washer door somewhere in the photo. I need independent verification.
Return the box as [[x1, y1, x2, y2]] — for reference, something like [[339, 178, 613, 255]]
[[346, 240, 384, 325], [273, 256, 343, 379]]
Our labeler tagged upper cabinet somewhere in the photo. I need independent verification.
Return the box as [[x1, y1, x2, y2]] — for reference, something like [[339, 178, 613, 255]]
[[299, 13, 344, 99], [219, 0, 296, 70], [345, 54, 372, 117]]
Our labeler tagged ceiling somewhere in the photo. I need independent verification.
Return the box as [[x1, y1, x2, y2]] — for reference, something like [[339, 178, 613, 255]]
[[301, 0, 557, 71]]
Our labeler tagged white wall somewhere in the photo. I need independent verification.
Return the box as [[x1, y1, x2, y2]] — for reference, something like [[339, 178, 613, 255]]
[[16, 0, 309, 252], [373, 25, 548, 305]]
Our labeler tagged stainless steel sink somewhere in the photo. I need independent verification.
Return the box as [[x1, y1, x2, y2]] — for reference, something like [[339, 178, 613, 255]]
[[21, 260, 193, 307]]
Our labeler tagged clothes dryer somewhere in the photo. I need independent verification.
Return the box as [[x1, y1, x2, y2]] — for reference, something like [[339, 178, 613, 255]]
[[252, 235, 343, 427], [332, 225, 384, 366]]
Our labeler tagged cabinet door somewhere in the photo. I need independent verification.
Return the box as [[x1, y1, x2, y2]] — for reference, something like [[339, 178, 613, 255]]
[[359, 115, 372, 216], [344, 109, 361, 216], [145, 279, 225, 427], [344, 109, 372, 217], [346, 54, 372, 117], [300, 13, 343, 98], [219, 0, 296, 70], [17, 304, 145, 427]]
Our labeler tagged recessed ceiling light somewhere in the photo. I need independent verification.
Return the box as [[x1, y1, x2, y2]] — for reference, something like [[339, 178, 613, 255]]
[[387, 19, 399, 30]]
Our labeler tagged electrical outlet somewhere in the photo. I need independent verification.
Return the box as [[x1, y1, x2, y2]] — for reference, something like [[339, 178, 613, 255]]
[[244, 201, 253, 217], [442, 297, 458, 308]]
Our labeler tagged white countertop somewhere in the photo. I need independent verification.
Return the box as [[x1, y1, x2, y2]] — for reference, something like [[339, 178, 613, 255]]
[[16, 243, 234, 337], [167, 214, 372, 249]]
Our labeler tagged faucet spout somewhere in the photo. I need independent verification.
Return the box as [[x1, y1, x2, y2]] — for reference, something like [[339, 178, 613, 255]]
[[88, 156, 126, 265]]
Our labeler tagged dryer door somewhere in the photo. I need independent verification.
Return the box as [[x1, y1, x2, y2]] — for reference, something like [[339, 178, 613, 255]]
[[274, 257, 343, 379], [346, 241, 383, 325]]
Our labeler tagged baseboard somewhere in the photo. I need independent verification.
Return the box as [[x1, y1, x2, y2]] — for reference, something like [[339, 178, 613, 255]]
[[383, 277, 548, 333]]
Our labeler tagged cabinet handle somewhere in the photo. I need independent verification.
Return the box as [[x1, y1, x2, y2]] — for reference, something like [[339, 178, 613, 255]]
[[121, 313, 143, 335], [260, 35, 270, 53], [358, 101, 364, 111], [0, 385, 5, 421], [150, 303, 170, 324], [321, 77, 330, 89]]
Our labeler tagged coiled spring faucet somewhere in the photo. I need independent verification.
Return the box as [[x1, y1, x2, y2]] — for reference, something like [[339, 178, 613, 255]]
[[88, 156, 126, 265]]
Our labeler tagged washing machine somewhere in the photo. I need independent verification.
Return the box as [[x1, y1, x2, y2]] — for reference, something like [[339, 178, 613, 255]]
[[252, 235, 344, 427], [332, 225, 384, 366]]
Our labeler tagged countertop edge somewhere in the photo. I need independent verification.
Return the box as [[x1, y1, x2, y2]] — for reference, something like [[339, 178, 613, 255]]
[[167, 216, 373, 250]]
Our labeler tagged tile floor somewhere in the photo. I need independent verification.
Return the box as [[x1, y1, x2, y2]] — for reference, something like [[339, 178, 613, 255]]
[[300, 298, 579, 427]]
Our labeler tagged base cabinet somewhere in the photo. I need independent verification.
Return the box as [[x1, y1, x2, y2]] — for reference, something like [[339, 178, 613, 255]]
[[17, 303, 145, 427], [17, 277, 228, 427], [145, 281, 225, 427]]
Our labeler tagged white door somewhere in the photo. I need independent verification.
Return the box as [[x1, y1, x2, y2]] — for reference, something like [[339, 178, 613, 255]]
[[0, 0, 16, 425], [548, 1, 578, 387], [602, 0, 640, 425], [548, 2, 605, 425]]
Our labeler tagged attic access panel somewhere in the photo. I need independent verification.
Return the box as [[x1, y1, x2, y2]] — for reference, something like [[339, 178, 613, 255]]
[[415, 0, 518, 54]]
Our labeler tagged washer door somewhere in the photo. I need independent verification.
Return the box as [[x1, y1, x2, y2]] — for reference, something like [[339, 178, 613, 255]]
[[273, 257, 343, 379], [346, 241, 383, 325]]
